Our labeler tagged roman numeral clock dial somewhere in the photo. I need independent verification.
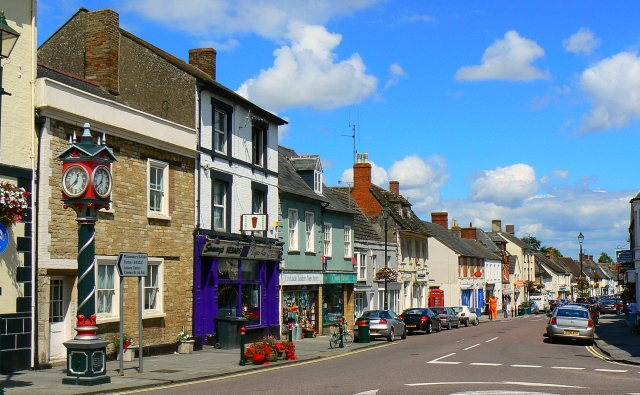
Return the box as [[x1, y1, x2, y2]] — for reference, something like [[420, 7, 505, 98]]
[[62, 165, 90, 198]]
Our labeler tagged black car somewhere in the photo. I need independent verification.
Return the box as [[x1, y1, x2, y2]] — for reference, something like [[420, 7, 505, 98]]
[[399, 308, 442, 334], [599, 298, 622, 315]]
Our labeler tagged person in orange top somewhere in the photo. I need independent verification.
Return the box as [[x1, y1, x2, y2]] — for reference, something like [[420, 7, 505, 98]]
[[489, 296, 498, 319]]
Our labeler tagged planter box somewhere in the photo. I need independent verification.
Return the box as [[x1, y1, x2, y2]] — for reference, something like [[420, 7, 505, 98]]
[[178, 340, 195, 354], [117, 347, 136, 362]]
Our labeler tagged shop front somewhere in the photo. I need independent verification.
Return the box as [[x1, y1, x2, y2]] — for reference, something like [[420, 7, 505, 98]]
[[281, 272, 322, 336], [194, 235, 282, 346], [322, 273, 357, 335]]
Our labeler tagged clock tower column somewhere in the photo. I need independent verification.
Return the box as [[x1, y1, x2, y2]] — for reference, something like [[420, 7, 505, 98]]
[[56, 123, 117, 386]]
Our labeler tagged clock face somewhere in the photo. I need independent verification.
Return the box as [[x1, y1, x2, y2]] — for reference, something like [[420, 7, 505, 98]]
[[92, 166, 112, 198], [62, 165, 90, 198]]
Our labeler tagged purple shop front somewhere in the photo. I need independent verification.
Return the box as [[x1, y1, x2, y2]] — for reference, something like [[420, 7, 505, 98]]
[[194, 235, 281, 346]]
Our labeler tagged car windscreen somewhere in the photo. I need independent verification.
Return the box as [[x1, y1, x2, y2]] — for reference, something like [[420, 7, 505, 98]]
[[363, 311, 380, 318], [450, 307, 462, 313], [403, 309, 424, 315], [557, 309, 589, 319]]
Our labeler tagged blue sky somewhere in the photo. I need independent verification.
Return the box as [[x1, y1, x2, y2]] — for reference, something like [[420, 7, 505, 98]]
[[37, 1, 640, 259]]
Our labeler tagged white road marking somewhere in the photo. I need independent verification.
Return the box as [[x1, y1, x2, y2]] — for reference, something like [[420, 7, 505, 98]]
[[427, 352, 461, 364], [406, 381, 586, 389], [463, 343, 481, 350], [511, 364, 542, 368], [353, 390, 378, 395], [551, 366, 585, 370], [485, 337, 498, 343], [469, 362, 502, 366], [595, 368, 628, 373]]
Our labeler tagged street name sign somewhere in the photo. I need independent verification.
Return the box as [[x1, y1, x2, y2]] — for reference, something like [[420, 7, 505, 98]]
[[116, 252, 148, 277]]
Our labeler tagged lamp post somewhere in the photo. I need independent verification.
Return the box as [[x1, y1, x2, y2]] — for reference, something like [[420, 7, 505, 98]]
[[381, 205, 390, 310], [578, 232, 584, 298]]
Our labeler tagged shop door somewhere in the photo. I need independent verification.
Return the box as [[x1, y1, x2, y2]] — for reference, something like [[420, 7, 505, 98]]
[[49, 279, 67, 360], [461, 289, 471, 306]]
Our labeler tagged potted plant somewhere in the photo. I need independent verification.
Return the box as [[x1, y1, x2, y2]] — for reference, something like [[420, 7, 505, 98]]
[[0, 182, 29, 227], [244, 340, 273, 365], [113, 333, 135, 361], [260, 335, 279, 362], [281, 340, 297, 360], [177, 329, 194, 354]]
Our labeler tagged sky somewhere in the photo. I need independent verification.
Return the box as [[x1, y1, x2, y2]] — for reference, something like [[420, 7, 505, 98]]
[[36, 0, 640, 260]]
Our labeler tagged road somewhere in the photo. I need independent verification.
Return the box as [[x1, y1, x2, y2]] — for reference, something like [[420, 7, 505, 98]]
[[132, 315, 639, 395]]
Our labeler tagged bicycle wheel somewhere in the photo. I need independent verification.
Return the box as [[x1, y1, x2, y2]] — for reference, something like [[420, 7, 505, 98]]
[[329, 333, 339, 349], [343, 332, 354, 347]]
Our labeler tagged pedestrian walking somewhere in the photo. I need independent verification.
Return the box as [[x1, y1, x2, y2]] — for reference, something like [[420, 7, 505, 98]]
[[503, 303, 509, 318], [628, 298, 637, 332], [489, 295, 498, 319]]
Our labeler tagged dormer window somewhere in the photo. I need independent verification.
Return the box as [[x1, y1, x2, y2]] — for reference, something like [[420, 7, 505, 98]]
[[314, 169, 322, 194]]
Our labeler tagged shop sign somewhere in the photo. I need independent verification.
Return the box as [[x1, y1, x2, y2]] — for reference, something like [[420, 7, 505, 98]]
[[282, 273, 323, 285], [416, 270, 427, 279], [323, 273, 357, 284], [502, 283, 512, 292], [617, 250, 633, 268], [202, 240, 281, 261], [516, 280, 525, 288]]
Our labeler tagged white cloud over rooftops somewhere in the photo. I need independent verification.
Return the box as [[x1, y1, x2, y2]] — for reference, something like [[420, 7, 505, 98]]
[[455, 30, 550, 81], [468, 163, 539, 207]]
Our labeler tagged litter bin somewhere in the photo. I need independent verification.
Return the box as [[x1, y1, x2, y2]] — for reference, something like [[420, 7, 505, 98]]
[[356, 319, 370, 343], [215, 316, 249, 349], [293, 323, 302, 340]]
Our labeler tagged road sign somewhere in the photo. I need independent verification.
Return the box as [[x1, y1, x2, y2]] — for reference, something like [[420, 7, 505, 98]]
[[116, 252, 148, 277]]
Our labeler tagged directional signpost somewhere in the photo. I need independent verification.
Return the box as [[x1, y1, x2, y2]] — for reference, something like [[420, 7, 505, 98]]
[[116, 252, 148, 374]]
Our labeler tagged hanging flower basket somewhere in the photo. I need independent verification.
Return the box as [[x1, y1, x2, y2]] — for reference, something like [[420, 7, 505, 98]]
[[375, 267, 399, 282], [0, 182, 29, 227]]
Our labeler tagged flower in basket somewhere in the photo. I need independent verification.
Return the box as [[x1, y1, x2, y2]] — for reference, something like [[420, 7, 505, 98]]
[[177, 330, 193, 342], [113, 333, 134, 350], [0, 182, 30, 227], [280, 340, 297, 360], [374, 267, 398, 282]]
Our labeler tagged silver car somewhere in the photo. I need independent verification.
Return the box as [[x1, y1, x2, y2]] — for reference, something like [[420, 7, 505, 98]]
[[354, 310, 407, 342], [547, 305, 595, 345]]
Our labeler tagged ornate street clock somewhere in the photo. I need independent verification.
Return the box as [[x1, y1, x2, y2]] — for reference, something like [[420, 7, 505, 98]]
[[62, 164, 90, 197], [92, 165, 112, 198]]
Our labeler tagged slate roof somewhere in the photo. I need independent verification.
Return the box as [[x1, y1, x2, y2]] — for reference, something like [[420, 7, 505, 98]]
[[278, 146, 354, 215], [461, 238, 502, 261], [476, 229, 503, 255], [497, 231, 534, 250], [422, 221, 484, 258], [370, 184, 431, 237], [559, 257, 582, 277], [508, 256, 517, 274], [328, 187, 383, 243], [38, 63, 126, 104], [535, 252, 570, 275], [289, 156, 320, 172]]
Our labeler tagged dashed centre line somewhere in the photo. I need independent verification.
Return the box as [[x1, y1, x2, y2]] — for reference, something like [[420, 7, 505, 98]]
[[463, 343, 481, 350], [595, 368, 628, 373], [427, 352, 462, 364], [551, 366, 585, 370], [485, 337, 498, 343], [470, 362, 502, 366], [511, 364, 543, 368]]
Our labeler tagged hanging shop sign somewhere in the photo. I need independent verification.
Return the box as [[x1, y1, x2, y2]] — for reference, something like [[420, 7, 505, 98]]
[[240, 214, 268, 231], [282, 272, 323, 285]]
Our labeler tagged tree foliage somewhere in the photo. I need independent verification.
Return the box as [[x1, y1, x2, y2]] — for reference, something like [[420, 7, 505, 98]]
[[598, 252, 613, 263], [521, 235, 541, 250], [540, 246, 563, 257]]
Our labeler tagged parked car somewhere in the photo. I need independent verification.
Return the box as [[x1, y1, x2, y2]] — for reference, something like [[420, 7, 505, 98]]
[[530, 300, 540, 314], [547, 305, 595, 345], [599, 298, 622, 315], [529, 295, 550, 312], [451, 305, 479, 326], [354, 310, 407, 342], [399, 308, 442, 334], [431, 306, 461, 329], [568, 302, 599, 325]]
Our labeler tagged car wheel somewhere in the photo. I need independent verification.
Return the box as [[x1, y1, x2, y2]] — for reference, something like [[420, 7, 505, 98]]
[[401, 327, 407, 340], [446, 321, 451, 330], [455, 320, 460, 329], [387, 328, 395, 342], [464, 319, 469, 327], [426, 323, 432, 334], [474, 317, 479, 326], [436, 322, 442, 332]]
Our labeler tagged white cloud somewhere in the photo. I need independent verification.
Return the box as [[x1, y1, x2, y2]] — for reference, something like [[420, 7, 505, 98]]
[[563, 28, 601, 55], [455, 30, 550, 81], [236, 23, 378, 111], [468, 163, 539, 207], [579, 52, 640, 131], [124, 0, 383, 39], [385, 63, 406, 88]]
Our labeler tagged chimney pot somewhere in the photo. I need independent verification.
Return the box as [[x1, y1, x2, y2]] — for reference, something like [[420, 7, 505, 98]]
[[364, 152, 369, 163], [357, 153, 362, 163]]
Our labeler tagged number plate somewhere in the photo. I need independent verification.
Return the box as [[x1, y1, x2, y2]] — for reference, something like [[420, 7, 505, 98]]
[[406, 325, 416, 328], [370, 329, 377, 333], [564, 330, 579, 335]]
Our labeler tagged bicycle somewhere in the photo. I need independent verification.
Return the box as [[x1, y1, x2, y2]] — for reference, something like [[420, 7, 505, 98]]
[[329, 318, 353, 348]]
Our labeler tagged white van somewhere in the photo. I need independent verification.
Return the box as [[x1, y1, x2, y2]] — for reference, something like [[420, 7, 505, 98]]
[[529, 295, 549, 312]]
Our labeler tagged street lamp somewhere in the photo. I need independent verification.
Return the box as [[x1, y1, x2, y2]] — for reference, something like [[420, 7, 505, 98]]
[[578, 232, 584, 298], [0, 10, 20, 98], [382, 205, 390, 310]]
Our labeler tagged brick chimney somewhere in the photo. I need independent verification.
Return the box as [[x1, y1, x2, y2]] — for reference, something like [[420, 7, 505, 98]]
[[492, 220, 502, 232], [189, 48, 217, 80], [548, 247, 555, 259], [85, 9, 120, 95], [352, 153, 381, 217], [461, 222, 477, 240], [431, 212, 449, 229], [389, 181, 399, 196], [505, 224, 515, 235]]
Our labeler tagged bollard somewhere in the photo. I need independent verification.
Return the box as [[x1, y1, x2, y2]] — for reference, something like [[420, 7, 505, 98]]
[[288, 323, 293, 342], [239, 326, 246, 366], [338, 317, 344, 348]]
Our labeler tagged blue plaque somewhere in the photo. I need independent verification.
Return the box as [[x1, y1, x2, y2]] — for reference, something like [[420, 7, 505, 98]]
[[0, 223, 8, 254]]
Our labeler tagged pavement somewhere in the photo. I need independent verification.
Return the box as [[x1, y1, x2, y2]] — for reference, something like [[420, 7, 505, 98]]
[[1, 312, 638, 394]]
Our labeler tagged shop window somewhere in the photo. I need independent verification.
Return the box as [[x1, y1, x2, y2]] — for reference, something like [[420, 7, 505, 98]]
[[218, 284, 240, 317], [323, 285, 343, 325], [283, 287, 318, 328], [305, 212, 315, 252], [218, 259, 262, 326], [241, 261, 260, 280], [218, 259, 239, 280], [242, 284, 261, 325]]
